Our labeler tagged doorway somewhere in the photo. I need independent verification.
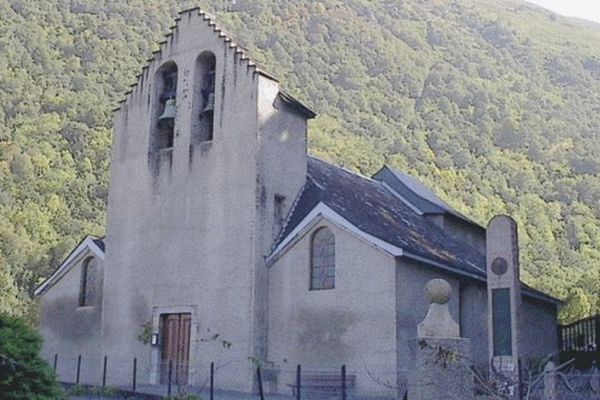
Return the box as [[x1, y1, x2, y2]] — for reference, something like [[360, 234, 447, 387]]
[[160, 313, 191, 385]]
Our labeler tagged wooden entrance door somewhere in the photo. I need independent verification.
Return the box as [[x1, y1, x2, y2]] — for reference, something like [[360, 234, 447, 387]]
[[160, 313, 191, 385]]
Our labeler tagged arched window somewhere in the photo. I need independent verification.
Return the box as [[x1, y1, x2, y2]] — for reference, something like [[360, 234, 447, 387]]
[[151, 61, 178, 152], [192, 51, 216, 144], [79, 257, 96, 307], [310, 227, 335, 290]]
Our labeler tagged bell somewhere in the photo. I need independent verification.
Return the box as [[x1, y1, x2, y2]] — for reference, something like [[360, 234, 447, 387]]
[[202, 93, 214, 115], [158, 99, 176, 127]]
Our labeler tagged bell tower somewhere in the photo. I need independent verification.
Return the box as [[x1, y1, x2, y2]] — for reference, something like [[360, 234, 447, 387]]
[[101, 8, 314, 391]]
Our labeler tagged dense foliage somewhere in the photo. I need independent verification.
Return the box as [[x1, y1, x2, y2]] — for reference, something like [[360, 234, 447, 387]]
[[1, 0, 600, 323], [0, 314, 62, 399]]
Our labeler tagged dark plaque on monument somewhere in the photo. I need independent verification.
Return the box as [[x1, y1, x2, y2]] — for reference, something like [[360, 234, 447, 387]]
[[491, 257, 508, 276], [487, 215, 521, 398], [492, 288, 512, 356]]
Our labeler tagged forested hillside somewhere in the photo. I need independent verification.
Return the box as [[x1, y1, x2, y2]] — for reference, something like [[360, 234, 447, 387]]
[[1, 0, 600, 323]]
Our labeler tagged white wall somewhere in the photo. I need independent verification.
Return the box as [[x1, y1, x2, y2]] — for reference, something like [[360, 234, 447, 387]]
[[268, 220, 398, 397]]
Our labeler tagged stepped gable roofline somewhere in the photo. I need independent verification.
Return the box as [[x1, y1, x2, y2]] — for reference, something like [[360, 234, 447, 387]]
[[372, 165, 480, 227], [33, 236, 105, 297], [269, 156, 559, 305], [113, 7, 283, 112]]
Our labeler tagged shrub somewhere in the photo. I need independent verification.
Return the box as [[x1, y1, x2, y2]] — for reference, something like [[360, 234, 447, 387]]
[[0, 313, 62, 399]]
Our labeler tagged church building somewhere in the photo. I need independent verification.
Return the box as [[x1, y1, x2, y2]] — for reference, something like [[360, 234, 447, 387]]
[[35, 8, 560, 398]]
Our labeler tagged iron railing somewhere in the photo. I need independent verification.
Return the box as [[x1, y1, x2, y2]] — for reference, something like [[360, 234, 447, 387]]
[[559, 314, 600, 369]]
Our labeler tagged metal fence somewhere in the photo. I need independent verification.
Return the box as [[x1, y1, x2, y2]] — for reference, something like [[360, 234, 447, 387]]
[[559, 314, 600, 369], [47, 353, 396, 399]]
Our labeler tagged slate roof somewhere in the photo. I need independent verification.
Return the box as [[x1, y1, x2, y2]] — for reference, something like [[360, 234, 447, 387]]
[[275, 157, 559, 304], [93, 237, 105, 252], [373, 166, 475, 223]]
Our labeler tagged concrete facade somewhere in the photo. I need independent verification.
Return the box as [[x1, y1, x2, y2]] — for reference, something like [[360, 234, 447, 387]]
[[36, 8, 560, 398]]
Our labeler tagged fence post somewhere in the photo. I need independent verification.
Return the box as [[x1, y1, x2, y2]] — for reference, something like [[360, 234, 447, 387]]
[[168, 360, 173, 396], [594, 314, 600, 352], [257, 367, 264, 400], [518, 358, 523, 400], [132, 358, 137, 392], [557, 324, 563, 352], [102, 356, 107, 387], [543, 361, 557, 400], [341, 364, 347, 400], [76, 354, 81, 384], [53, 354, 58, 374], [296, 364, 301, 400], [210, 362, 214, 400]]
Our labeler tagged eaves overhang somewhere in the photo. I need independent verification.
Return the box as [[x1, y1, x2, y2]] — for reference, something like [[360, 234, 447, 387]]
[[266, 202, 403, 267], [33, 236, 105, 297]]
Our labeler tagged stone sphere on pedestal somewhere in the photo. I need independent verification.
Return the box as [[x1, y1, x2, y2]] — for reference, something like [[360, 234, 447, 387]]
[[425, 278, 452, 305], [410, 278, 474, 399]]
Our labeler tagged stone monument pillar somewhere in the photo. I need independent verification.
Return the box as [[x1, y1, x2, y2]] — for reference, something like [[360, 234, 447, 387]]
[[408, 279, 474, 400], [486, 215, 522, 398]]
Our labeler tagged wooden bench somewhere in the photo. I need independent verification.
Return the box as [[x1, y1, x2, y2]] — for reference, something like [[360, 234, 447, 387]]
[[288, 373, 356, 399]]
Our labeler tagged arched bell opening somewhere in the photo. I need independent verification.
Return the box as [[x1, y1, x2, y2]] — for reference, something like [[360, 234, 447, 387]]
[[151, 61, 178, 153], [191, 51, 216, 144]]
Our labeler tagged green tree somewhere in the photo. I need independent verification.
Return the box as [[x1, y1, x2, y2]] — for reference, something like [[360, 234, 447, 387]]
[[0, 314, 62, 399], [559, 288, 592, 324]]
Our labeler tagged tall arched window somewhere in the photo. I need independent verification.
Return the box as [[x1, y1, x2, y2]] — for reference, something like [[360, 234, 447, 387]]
[[192, 51, 216, 144], [151, 61, 178, 152], [79, 257, 96, 307], [310, 227, 335, 290]]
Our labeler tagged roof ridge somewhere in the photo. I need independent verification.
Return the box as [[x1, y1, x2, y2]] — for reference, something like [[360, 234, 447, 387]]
[[307, 155, 382, 185], [379, 165, 445, 213], [114, 7, 279, 112], [380, 165, 479, 226]]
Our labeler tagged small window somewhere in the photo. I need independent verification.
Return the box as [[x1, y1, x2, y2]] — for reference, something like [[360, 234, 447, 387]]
[[310, 227, 335, 290], [79, 257, 96, 307]]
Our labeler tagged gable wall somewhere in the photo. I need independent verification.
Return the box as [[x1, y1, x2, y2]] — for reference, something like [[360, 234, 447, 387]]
[[268, 221, 397, 397], [38, 252, 104, 385]]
